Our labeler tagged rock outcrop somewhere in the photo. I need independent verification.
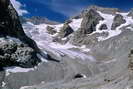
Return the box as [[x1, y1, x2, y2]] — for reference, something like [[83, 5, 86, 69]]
[[0, 38, 40, 68], [58, 23, 74, 38], [0, 0, 41, 68], [70, 9, 104, 45], [111, 14, 126, 30], [80, 9, 104, 34], [46, 26, 57, 35], [82, 5, 121, 15], [128, 8, 133, 18], [0, 3, 133, 89], [72, 5, 121, 20], [99, 24, 108, 30]]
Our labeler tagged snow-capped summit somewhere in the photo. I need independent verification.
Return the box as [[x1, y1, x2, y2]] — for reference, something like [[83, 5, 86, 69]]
[[2, 4, 133, 89]]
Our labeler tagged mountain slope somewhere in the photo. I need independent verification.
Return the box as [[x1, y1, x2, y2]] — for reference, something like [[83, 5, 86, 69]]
[[1, 4, 133, 89], [17, 5, 133, 89], [25, 16, 60, 25]]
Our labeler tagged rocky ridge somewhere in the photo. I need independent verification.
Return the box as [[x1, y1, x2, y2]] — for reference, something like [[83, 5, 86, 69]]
[[17, 5, 133, 89], [0, 3, 133, 89], [26, 16, 60, 25], [0, 0, 43, 68]]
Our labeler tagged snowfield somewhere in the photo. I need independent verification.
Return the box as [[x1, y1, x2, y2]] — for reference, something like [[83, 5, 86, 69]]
[[22, 10, 133, 65], [5, 10, 133, 76], [3, 9, 133, 89]]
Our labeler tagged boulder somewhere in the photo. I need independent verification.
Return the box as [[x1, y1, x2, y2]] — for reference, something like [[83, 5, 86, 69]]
[[46, 26, 56, 35], [111, 14, 126, 30], [99, 24, 108, 30]]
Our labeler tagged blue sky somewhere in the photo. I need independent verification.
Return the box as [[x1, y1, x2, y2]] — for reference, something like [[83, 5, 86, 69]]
[[14, 0, 133, 22]]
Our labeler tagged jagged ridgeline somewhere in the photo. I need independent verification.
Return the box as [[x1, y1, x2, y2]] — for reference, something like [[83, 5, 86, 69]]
[[0, 0, 42, 68], [1, 0, 133, 89], [21, 5, 133, 89]]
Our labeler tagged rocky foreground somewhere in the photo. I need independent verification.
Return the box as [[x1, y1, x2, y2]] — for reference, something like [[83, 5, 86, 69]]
[[0, 0, 133, 89]]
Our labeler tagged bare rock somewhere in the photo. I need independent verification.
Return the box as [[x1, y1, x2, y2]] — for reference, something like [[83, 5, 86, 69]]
[[99, 24, 108, 30], [46, 26, 57, 35], [58, 23, 74, 38], [81, 9, 104, 34], [111, 14, 126, 30]]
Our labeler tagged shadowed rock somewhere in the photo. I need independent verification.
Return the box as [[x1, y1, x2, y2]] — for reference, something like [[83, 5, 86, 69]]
[[59, 23, 74, 38], [80, 9, 104, 34], [99, 24, 108, 30], [111, 14, 126, 30], [0, 0, 41, 68], [70, 9, 104, 45]]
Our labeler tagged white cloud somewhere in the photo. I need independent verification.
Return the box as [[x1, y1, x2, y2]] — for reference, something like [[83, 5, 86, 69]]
[[10, 0, 28, 16]]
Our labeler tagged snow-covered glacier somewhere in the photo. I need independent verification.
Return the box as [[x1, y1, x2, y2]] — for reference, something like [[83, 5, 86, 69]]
[[3, 6, 133, 89]]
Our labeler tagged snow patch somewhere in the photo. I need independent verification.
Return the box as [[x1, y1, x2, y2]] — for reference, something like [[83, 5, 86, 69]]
[[2, 82, 6, 87], [50, 24, 64, 32], [69, 18, 83, 31], [80, 45, 91, 52], [20, 86, 32, 89], [98, 30, 121, 41], [4, 67, 34, 75], [97, 11, 114, 31], [95, 11, 133, 41]]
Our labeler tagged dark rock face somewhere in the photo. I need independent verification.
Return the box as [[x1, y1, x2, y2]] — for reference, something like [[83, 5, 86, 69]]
[[19, 16, 27, 24], [99, 24, 108, 30], [59, 23, 74, 38], [0, 0, 41, 68], [0, 39, 40, 68], [81, 9, 104, 34], [46, 26, 57, 35], [74, 74, 84, 79], [0, 0, 9, 9], [70, 9, 104, 45], [111, 14, 126, 30]]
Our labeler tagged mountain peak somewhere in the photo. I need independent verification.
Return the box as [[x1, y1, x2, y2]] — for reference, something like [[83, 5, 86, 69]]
[[84, 5, 121, 15], [26, 16, 60, 25]]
